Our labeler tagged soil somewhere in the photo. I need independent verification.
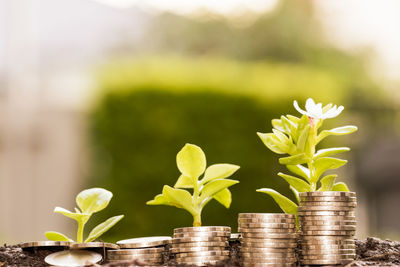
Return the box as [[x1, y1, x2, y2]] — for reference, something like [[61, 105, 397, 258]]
[[1, 237, 399, 267]]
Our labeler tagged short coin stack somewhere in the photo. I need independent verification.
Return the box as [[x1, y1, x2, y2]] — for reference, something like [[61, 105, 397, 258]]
[[108, 236, 171, 265], [238, 213, 297, 266], [298, 191, 357, 265], [171, 226, 231, 266]]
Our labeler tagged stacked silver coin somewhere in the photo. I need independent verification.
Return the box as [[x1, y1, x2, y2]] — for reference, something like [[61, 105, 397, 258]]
[[171, 226, 231, 266], [238, 213, 297, 266], [108, 236, 171, 265], [298, 191, 357, 265]]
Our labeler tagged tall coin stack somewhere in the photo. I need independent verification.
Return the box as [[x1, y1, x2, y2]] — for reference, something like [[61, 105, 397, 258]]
[[108, 236, 171, 265], [238, 213, 297, 266], [171, 226, 231, 266], [298, 191, 357, 265]]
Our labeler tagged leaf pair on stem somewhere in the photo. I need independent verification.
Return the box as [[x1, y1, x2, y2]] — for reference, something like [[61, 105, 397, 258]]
[[147, 144, 240, 226]]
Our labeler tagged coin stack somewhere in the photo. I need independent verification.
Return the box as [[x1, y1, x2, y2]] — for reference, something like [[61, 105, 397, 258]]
[[171, 226, 231, 266], [238, 213, 297, 266], [108, 236, 171, 265], [298, 191, 357, 265]]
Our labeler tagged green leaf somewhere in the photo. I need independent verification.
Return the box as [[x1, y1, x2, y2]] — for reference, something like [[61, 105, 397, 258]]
[[176, 143, 206, 180], [314, 147, 350, 159], [45, 231, 74, 242], [200, 164, 240, 185], [213, 188, 232, 208], [296, 115, 310, 141], [318, 175, 337, 191], [146, 194, 169, 205], [286, 165, 310, 181], [296, 124, 310, 152], [271, 119, 285, 132], [281, 116, 297, 141], [257, 132, 287, 154], [287, 115, 300, 124], [289, 186, 300, 204], [162, 185, 197, 215], [199, 179, 239, 205], [76, 188, 113, 215], [317, 126, 358, 143], [279, 153, 309, 165], [174, 175, 194, 188], [256, 188, 298, 215], [277, 173, 311, 192], [332, 182, 350, 192], [313, 157, 347, 182], [272, 129, 290, 145], [85, 215, 124, 242], [54, 207, 89, 222]]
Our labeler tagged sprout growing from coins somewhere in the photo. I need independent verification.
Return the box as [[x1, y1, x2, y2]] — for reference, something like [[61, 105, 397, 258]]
[[257, 98, 357, 216], [45, 188, 124, 243], [147, 143, 240, 226]]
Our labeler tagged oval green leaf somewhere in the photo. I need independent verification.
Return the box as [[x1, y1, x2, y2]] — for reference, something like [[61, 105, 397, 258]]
[[332, 182, 350, 192], [256, 188, 298, 215], [318, 174, 337, 191], [174, 175, 194, 189], [85, 215, 124, 243], [199, 179, 239, 205], [213, 188, 232, 208], [200, 164, 240, 185], [76, 188, 113, 215], [313, 157, 347, 182], [317, 126, 358, 143], [314, 147, 350, 159], [279, 153, 309, 165], [45, 231, 74, 242], [176, 143, 206, 180], [277, 172, 311, 192]]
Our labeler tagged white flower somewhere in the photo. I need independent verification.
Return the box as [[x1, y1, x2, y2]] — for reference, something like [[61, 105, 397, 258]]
[[293, 98, 344, 119]]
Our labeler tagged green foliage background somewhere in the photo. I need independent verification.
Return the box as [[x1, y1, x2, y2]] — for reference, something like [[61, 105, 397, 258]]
[[87, 56, 384, 242]]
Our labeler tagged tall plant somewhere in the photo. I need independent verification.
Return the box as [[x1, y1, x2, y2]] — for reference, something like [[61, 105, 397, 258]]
[[147, 143, 240, 226], [257, 98, 357, 215]]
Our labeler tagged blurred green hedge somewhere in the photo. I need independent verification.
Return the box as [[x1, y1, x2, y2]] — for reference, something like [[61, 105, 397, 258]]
[[88, 57, 383, 242]]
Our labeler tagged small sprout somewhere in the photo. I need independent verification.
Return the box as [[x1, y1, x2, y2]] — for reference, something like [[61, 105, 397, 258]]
[[147, 143, 240, 227], [257, 98, 357, 217], [45, 188, 124, 243]]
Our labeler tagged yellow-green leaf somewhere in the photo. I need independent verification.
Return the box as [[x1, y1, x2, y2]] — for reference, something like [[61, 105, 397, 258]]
[[332, 182, 350, 192], [314, 147, 350, 159], [45, 231, 73, 242], [289, 186, 300, 204], [279, 153, 309, 165], [256, 188, 298, 215], [313, 157, 347, 182], [278, 172, 311, 192], [213, 188, 232, 208], [286, 164, 310, 181], [76, 188, 112, 215], [271, 119, 285, 132], [54, 207, 89, 222], [318, 175, 337, 191], [199, 179, 239, 205], [257, 132, 287, 154], [174, 175, 194, 188], [162, 185, 197, 215], [176, 143, 206, 180], [317, 126, 358, 143], [296, 124, 310, 152], [146, 194, 168, 205], [200, 164, 240, 185], [85, 215, 124, 242]]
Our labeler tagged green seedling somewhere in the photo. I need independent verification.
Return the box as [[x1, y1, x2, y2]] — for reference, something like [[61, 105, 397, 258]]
[[257, 98, 357, 216], [147, 143, 240, 227], [45, 188, 124, 243]]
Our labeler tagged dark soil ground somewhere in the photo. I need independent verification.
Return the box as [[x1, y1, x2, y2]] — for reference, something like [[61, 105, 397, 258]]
[[1, 237, 399, 267]]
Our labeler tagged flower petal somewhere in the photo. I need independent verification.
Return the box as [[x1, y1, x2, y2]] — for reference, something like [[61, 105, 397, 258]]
[[293, 100, 309, 116], [305, 98, 316, 113], [323, 105, 344, 119]]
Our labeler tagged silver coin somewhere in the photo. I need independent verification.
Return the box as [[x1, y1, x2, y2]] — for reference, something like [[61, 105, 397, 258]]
[[107, 255, 162, 261], [70, 242, 119, 250], [299, 192, 356, 197], [300, 259, 341, 265], [241, 232, 297, 239], [173, 231, 230, 238], [171, 246, 227, 253], [238, 213, 295, 219], [297, 211, 355, 216], [172, 241, 228, 248], [117, 236, 171, 248], [301, 220, 356, 226], [242, 263, 296, 267], [45, 250, 102, 266], [174, 226, 230, 233], [300, 230, 355, 236], [299, 200, 357, 206], [300, 196, 357, 202], [175, 250, 229, 258], [238, 222, 296, 229], [238, 218, 296, 224], [242, 258, 297, 264], [238, 227, 296, 233], [300, 225, 356, 231], [299, 215, 356, 221], [298, 206, 355, 211], [240, 252, 295, 258], [108, 248, 164, 255], [20, 241, 71, 249], [175, 255, 229, 261], [240, 247, 295, 253], [241, 242, 298, 248], [173, 236, 228, 243]]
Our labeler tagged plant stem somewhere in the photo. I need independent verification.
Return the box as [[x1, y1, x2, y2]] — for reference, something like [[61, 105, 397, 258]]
[[192, 181, 202, 227], [77, 220, 84, 243]]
